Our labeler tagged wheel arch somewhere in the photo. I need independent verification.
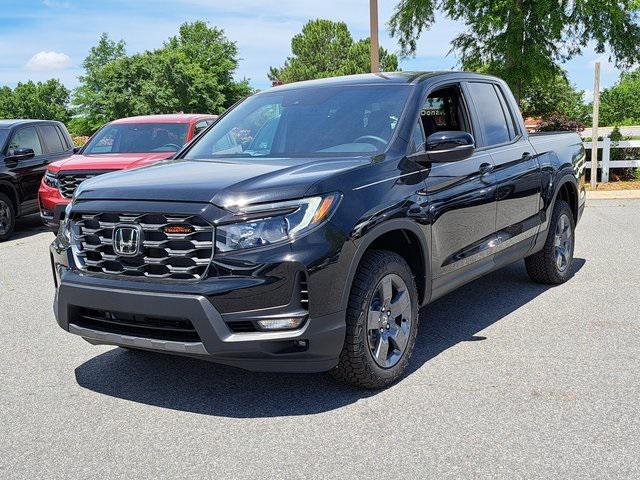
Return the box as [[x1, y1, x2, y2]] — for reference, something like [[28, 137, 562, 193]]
[[0, 180, 19, 215], [341, 219, 431, 311], [553, 174, 579, 225]]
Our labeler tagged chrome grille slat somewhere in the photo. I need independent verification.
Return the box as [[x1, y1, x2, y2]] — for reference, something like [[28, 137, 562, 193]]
[[58, 171, 113, 199], [71, 212, 214, 281]]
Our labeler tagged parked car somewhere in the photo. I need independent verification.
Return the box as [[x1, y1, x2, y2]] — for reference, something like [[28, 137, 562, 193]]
[[50, 72, 586, 388], [0, 119, 75, 241], [39, 113, 217, 230]]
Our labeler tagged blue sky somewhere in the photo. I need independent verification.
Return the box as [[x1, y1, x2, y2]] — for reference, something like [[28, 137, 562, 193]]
[[0, 0, 625, 100]]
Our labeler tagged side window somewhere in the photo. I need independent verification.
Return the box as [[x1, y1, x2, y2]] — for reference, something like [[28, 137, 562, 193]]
[[193, 120, 208, 137], [420, 85, 469, 140], [7, 127, 43, 156], [39, 125, 65, 154], [467, 82, 511, 147], [55, 126, 72, 150], [495, 86, 519, 138]]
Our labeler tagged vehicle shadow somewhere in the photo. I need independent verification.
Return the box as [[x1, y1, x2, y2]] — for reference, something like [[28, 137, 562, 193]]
[[11, 214, 49, 241], [75, 258, 585, 418]]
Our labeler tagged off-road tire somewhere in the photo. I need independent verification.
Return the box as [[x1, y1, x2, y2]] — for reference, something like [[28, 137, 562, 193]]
[[525, 199, 575, 284], [332, 250, 418, 389]]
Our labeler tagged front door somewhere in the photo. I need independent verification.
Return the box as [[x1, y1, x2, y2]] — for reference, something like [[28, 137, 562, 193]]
[[418, 83, 498, 296], [5, 126, 46, 214]]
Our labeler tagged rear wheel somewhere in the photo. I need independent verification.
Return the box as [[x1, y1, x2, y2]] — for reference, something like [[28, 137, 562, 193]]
[[0, 193, 16, 242], [332, 250, 418, 389], [525, 199, 575, 284]]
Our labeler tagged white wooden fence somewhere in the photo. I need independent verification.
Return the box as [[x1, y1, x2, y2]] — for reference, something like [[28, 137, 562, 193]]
[[582, 138, 640, 183]]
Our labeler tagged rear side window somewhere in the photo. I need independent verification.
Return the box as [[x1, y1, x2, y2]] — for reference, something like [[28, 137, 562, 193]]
[[193, 120, 208, 137], [56, 125, 72, 149], [467, 82, 511, 147], [7, 127, 43, 156], [39, 125, 65, 153]]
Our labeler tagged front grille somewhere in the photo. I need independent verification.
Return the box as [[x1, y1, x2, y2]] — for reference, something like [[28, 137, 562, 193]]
[[58, 171, 112, 199], [73, 307, 200, 342], [72, 212, 214, 280]]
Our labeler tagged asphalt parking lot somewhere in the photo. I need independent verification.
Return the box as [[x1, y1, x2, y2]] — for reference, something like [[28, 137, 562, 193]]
[[1, 199, 639, 479]]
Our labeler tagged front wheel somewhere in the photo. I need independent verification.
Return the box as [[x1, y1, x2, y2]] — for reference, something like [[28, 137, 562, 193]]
[[0, 193, 16, 242], [332, 250, 418, 389], [525, 199, 575, 284]]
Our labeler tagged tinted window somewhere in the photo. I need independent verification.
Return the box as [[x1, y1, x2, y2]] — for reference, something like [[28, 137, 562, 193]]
[[56, 125, 71, 149], [495, 87, 518, 138], [193, 120, 208, 137], [421, 85, 469, 138], [40, 125, 65, 153], [7, 127, 43, 156], [83, 123, 189, 154], [468, 82, 510, 146], [185, 85, 411, 159]]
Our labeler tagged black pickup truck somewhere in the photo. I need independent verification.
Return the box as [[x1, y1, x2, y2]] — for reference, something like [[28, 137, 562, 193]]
[[0, 119, 75, 241], [51, 72, 585, 388]]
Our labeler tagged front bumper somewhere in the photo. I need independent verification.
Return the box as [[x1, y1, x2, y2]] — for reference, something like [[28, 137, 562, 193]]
[[50, 217, 350, 372], [39, 180, 69, 231]]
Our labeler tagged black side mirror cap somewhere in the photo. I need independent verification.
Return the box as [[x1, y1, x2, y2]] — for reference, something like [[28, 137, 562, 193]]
[[6, 147, 35, 161], [73, 146, 81, 154], [410, 131, 475, 164]]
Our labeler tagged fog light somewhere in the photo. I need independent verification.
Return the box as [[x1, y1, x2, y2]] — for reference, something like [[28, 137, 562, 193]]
[[257, 317, 305, 330]]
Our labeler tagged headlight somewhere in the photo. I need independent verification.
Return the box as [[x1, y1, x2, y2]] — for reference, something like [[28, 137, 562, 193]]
[[216, 193, 341, 252], [44, 170, 59, 188]]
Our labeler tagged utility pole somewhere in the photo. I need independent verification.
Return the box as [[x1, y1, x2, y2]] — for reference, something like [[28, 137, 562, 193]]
[[591, 61, 601, 189], [370, 0, 380, 73]]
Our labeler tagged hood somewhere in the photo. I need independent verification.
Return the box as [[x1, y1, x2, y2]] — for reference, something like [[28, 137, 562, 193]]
[[48, 152, 173, 172], [75, 157, 371, 206]]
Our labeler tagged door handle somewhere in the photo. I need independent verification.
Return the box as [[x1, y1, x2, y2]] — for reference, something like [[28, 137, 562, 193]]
[[522, 151, 531, 158], [479, 162, 494, 174]]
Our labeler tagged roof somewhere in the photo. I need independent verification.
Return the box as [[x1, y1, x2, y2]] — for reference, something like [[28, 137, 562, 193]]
[[264, 72, 451, 92], [111, 113, 217, 124], [0, 119, 60, 128], [262, 71, 505, 93]]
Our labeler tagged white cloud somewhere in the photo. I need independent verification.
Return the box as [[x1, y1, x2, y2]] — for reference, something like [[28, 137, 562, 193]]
[[25, 51, 72, 71], [43, 0, 71, 7]]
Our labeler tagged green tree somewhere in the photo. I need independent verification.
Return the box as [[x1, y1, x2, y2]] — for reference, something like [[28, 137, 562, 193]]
[[389, 0, 640, 104], [0, 80, 70, 122], [269, 19, 398, 83], [599, 70, 640, 126], [0, 86, 13, 118], [521, 73, 589, 122], [72, 22, 250, 135], [71, 33, 127, 134]]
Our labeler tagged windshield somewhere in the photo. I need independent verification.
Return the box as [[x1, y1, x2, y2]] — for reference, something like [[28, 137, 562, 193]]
[[184, 85, 411, 159], [0, 130, 7, 150], [83, 123, 189, 154]]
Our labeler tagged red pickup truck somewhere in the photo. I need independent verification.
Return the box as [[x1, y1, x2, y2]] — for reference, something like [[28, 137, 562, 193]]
[[39, 113, 216, 230]]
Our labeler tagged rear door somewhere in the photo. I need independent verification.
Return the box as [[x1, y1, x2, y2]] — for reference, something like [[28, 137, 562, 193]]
[[38, 123, 73, 163], [5, 125, 46, 214], [466, 81, 541, 261]]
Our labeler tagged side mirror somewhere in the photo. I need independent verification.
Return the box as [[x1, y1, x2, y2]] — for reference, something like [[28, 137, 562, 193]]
[[426, 131, 475, 162], [410, 131, 475, 164], [6, 147, 35, 161], [73, 146, 81, 154]]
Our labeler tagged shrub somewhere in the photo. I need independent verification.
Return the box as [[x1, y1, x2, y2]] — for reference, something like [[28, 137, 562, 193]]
[[537, 114, 585, 132]]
